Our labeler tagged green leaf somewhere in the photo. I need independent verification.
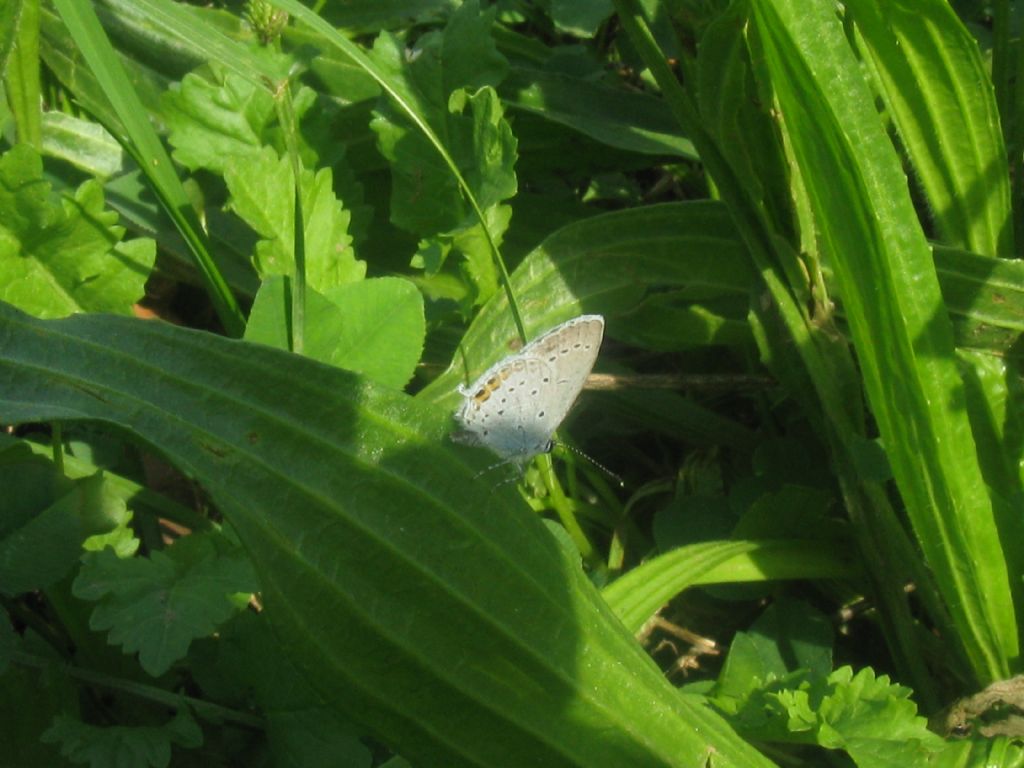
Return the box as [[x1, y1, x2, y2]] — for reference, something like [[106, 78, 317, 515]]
[[502, 66, 697, 158], [102, 168, 260, 301], [740, 600, 834, 682], [163, 68, 280, 174], [50, 0, 246, 335], [831, 243, 1024, 357], [602, 540, 856, 634], [789, 667, 943, 764], [73, 534, 257, 676], [846, 0, 1012, 256], [0, 303, 778, 767], [42, 708, 203, 768], [0, 464, 124, 596], [843, 4, 1017, 594], [0, 144, 155, 318], [246, 275, 425, 389], [225, 146, 365, 291], [373, 83, 517, 235], [267, 709, 372, 768], [696, 2, 793, 230], [41, 111, 123, 177], [653, 494, 735, 551], [933, 246, 1024, 355], [39, 4, 173, 134], [733, 485, 845, 542], [371, 0, 508, 113], [713, 665, 943, 766], [273, 0, 527, 331], [369, 0, 515, 235], [413, 204, 511, 308], [0, 610, 14, 674], [928, 737, 1024, 768], [106, 0, 286, 89], [614, 292, 752, 350], [163, 64, 328, 176], [7, 429, 204, 538], [0, 642, 75, 766], [191, 611, 373, 768], [418, 201, 756, 403], [0, 0, 22, 74], [547, 0, 613, 37], [81, 503, 138, 560], [713, 602, 835, 709], [5, 0, 41, 149], [752, 0, 1017, 682]]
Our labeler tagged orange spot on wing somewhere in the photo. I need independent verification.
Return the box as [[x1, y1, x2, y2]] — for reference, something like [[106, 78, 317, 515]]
[[473, 369, 513, 404]]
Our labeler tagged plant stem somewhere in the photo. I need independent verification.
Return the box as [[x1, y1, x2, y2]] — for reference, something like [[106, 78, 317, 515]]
[[13, 651, 265, 730]]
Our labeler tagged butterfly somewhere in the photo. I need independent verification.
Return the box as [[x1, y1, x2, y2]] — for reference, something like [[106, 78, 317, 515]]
[[452, 315, 605, 466]]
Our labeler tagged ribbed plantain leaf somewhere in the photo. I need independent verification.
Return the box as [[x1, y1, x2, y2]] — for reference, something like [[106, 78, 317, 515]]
[[751, 0, 1017, 682], [0, 302, 776, 767]]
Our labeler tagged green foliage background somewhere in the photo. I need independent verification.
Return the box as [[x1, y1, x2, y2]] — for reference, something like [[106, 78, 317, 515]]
[[2, 0, 1024, 766]]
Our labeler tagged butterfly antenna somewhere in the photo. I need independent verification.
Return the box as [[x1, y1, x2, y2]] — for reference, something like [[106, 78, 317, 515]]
[[472, 457, 526, 489], [554, 441, 624, 488]]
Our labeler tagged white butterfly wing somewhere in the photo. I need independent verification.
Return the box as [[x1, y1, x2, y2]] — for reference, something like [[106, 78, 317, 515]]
[[453, 315, 604, 463], [453, 356, 554, 459], [516, 314, 603, 432]]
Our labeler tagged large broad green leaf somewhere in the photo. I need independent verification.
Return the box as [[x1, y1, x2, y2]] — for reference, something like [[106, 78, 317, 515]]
[[418, 200, 753, 403], [0, 302, 777, 768], [751, 0, 1017, 681]]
